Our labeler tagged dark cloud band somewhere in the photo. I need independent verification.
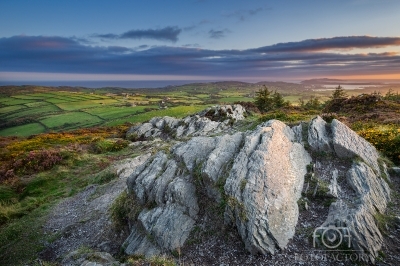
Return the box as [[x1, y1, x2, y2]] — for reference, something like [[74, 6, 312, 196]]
[[93, 26, 181, 42], [1, 35, 399, 78]]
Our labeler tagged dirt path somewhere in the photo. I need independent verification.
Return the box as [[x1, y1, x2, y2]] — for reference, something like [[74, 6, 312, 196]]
[[38, 154, 151, 263]]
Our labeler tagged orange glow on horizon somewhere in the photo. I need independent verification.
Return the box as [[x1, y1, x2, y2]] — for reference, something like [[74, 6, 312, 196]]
[[327, 73, 400, 81]]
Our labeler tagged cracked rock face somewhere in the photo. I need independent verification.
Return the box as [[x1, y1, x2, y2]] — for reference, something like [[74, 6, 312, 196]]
[[307, 118, 391, 263], [331, 119, 381, 174], [122, 119, 312, 257], [319, 162, 391, 263], [224, 120, 311, 255], [308, 116, 333, 153], [120, 113, 391, 263], [126, 104, 246, 140]]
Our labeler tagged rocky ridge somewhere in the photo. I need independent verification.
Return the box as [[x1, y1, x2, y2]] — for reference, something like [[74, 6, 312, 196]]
[[126, 104, 246, 140], [44, 105, 394, 265]]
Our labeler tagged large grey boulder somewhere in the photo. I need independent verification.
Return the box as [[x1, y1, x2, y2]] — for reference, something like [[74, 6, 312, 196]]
[[124, 152, 200, 257], [138, 205, 196, 251], [123, 229, 161, 258], [173, 136, 217, 172], [224, 120, 312, 254], [331, 119, 380, 174], [202, 132, 244, 200], [308, 116, 332, 152]]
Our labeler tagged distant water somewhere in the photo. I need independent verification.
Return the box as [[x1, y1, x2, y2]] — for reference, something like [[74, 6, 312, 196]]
[[0, 80, 216, 89]]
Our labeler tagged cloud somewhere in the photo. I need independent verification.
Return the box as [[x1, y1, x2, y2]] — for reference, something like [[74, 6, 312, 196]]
[[209, 29, 230, 39], [184, 19, 212, 31], [93, 26, 182, 42], [223, 7, 267, 21], [94, 33, 119, 39], [107, 46, 132, 53], [252, 36, 400, 53], [1, 35, 400, 80]]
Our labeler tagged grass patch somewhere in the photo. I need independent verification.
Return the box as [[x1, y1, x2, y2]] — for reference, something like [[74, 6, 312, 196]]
[[110, 191, 143, 231], [0, 105, 27, 115], [56, 99, 120, 111], [105, 105, 210, 126], [85, 105, 157, 120], [0, 203, 51, 266], [0, 123, 46, 137], [40, 112, 104, 130], [5, 104, 61, 120]]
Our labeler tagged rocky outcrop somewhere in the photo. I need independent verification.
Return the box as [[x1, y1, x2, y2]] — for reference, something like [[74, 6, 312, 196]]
[[331, 119, 381, 174], [319, 162, 391, 263], [123, 151, 200, 257], [126, 104, 246, 140], [308, 116, 332, 152], [123, 119, 311, 257], [198, 104, 246, 121], [120, 113, 391, 263], [308, 118, 391, 263], [224, 120, 311, 254]]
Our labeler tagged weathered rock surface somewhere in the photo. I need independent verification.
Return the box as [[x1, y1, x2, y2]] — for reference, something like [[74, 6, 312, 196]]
[[320, 161, 391, 262], [198, 104, 246, 121], [224, 120, 312, 254], [327, 169, 340, 198], [331, 119, 381, 174], [121, 112, 392, 264], [322, 162, 391, 263], [308, 116, 332, 152], [309, 119, 391, 263], [123, 151, 200, 256], [123, 119, 312, 257], [126, 104, 246, 140]]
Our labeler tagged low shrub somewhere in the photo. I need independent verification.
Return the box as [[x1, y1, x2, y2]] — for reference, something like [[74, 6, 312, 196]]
[[110, 191, 142, 231], [90, 139, 129, 154], [356, 125, 400, 165], [11, 149, 63, 175]]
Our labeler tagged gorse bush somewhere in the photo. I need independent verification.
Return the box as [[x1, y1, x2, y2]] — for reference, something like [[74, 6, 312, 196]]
[[356, 125, 400, 165]]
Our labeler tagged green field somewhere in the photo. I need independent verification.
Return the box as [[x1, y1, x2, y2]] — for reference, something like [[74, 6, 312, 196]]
[[56, 99, 120, 111], [5, 104, 61, 120], [40, 112, 104, 130], [105, 105, 210, 126], [0, 123, 46, 137], [1, 82, 397, 137], [0, 105, 27, 115], [85, 105, 158, 120]]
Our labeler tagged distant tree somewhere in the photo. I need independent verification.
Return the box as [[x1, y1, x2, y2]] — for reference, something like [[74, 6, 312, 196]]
[[298, 98, 305, 108], [305, 96, 322, 110], [254, 85, 289, 112], [272, 90, 286, 108], [383, 89, 400, 102], [331, 85, 347, 99], [255, 86, 274, 112]]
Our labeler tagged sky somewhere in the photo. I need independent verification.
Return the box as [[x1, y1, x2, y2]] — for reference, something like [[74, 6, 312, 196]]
[[1, 0, 400, 87]]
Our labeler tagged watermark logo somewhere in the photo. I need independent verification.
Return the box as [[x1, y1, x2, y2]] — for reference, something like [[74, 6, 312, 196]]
[[293, 225, 368, 263], [313, 225, 351, 249]]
